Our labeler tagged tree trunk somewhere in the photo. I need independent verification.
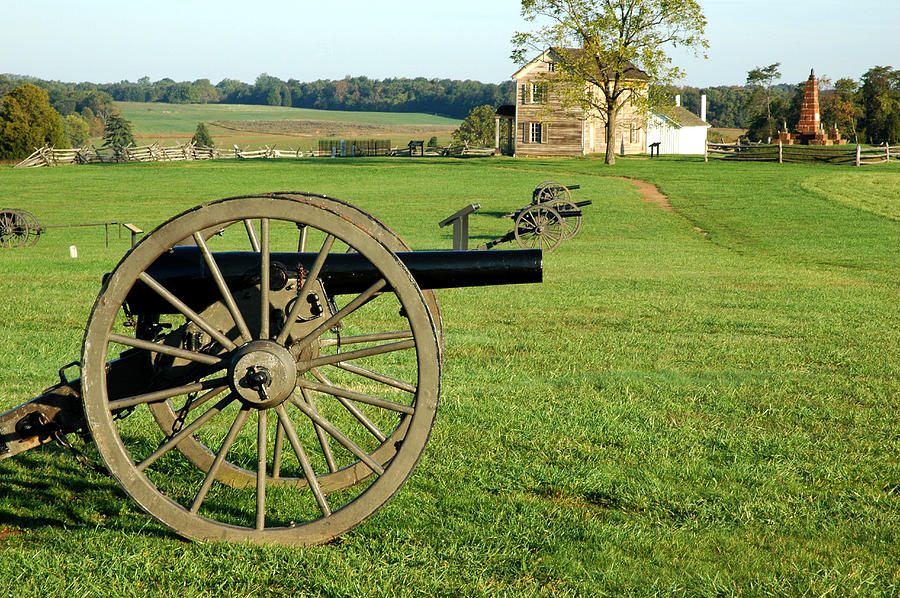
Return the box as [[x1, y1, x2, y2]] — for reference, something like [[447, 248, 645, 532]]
[[604, 104, 618, 165]]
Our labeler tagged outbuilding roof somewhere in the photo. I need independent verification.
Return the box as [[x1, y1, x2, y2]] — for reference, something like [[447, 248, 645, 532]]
[[654, 106, 710, 128]]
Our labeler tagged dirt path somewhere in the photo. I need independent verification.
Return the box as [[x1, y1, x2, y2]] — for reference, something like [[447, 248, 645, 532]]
[[608, 176, 673, 211]]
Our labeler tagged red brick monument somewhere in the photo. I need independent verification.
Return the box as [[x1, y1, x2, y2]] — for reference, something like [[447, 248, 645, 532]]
[[779, 69, 846, 145]]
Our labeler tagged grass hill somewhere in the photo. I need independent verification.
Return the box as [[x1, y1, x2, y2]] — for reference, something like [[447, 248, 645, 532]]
[[117, 102, 461, 149]]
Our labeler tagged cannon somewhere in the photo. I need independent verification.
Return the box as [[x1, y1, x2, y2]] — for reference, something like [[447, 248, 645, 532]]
[[0, 192, 542, 545], [0, 208, 123, 248], [479, 182, 592, 252]]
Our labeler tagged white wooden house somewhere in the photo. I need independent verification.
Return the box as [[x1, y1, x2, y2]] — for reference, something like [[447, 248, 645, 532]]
[[645, 96, 710, 155]]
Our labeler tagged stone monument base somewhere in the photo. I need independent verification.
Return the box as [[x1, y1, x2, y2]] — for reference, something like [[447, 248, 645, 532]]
[[778, 131, 846, 146]]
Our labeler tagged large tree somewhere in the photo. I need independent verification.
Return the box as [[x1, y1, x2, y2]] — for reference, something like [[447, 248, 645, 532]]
[[512, 0, 707, 164], [0, 83, 65, 160]]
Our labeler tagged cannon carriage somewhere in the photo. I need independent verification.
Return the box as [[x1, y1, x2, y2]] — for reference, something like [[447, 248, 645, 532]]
[[0, 208, 41, 247], [480, 182, 591, 252], [0, 192, 541, 545]]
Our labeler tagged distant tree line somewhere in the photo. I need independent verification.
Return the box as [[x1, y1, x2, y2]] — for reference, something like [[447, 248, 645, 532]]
[[48, 73, 514, 120]]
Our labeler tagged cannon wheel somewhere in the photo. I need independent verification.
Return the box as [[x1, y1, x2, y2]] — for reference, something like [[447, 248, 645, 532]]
[[0, 209, 29, 248], [548, 199, 582, 240], [145, 192, 445, 491], [15, 209, 42, 246], [82, 193, 441, 545], [534, 181, 572, 204], [514, 204, 565, 252]]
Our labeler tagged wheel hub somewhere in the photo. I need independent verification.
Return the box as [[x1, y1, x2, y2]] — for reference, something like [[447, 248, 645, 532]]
[[228, 340, 298, 409]]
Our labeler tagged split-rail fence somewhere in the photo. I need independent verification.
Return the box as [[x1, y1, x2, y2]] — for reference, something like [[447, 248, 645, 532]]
[[706, 141, 899, 166]]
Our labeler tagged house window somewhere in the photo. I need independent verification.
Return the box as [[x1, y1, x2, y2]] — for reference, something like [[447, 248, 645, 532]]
[[530, 122, 544, 143], [520, 84, 527, 105], [630, 123, 637, 144], [548, 62, 555, 72], [531, 82, 547, 104]]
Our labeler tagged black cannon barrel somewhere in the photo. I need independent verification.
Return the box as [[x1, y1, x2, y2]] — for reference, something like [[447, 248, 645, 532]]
[[125, 247, 542, 315]]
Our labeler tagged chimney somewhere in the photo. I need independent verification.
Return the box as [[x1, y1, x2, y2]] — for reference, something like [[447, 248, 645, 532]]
[[701, 95, 707, 122], [675, 94, 681, 107]]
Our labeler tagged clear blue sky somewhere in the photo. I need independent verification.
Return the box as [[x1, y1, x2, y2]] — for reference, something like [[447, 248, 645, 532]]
[[4, 0, 899, 88]]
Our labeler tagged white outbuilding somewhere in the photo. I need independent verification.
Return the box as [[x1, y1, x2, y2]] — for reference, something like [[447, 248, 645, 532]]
[[646, 95, 710, 155]]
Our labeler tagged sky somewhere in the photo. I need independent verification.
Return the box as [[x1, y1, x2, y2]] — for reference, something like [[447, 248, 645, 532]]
[[3, 0, 899, 88]]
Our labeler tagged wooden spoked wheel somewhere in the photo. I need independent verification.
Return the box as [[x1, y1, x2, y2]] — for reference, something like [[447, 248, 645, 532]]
[[548, 199, 582, 240], [0, 210, 28, 248], [534, 181, 572, 204], [514, 204, 565, 252], [16, 209, 42, 247], [144, 193, 444, 491], [82, 193, 441, 545]]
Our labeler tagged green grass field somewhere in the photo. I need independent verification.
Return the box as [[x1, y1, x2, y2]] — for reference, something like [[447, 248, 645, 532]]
[[117, 102, 461, 149], [0, 156, 898, 596]]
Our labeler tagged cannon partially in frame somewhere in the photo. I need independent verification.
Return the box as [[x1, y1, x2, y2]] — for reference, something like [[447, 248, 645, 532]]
[[0, 192, 542, 545]]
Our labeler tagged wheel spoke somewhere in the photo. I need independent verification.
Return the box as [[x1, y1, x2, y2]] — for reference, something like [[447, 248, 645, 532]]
[[260, 217, 270, 340], [332, 361, 417, 394], [276, 234, 336, 344], [312, 368, 387, 443], [297, 224, 308, 252], [320, 330, 412, 347], [274, 404, 331, 517], [299, 386, 338, 472], [193, 232, 252, 343], [271, 421, 285, 478], [137, 392, 236, 471], [243, 219, 260, 251], [256, 409, 267, 530], [175, 385, 228, 414], [303, 338, 415, 370], [295, 377, 414, 416], [109, 377, 229, 411], [288, 393, 386, 475], [190, 406, 252, 514], [108, 333, 224, 366], [137, 272, 237, 351]]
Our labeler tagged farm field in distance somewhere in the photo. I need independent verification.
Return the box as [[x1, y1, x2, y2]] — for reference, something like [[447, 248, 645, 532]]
[[0, 155, 898, 596], [117, 101, 461, 149]]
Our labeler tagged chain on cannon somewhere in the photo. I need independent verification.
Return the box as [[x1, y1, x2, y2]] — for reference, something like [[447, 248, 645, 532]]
[[0, 192, 542, 545]]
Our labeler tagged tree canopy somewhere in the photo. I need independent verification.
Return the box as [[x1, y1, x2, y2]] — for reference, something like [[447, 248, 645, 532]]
[[0, 83, 65, 160], [191, 122, 214, 147], [745, 63, 782, 142], [451, 105, 496, 147], [512, 0, 707, 164], [102, 113, 135, 149]]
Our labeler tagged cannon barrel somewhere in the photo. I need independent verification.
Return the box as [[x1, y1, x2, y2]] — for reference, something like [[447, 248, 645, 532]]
[[125, 247, 542, 315]]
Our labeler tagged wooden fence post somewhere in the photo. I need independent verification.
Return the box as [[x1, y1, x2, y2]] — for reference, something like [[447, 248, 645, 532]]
[[778, 140, 783, 164], [704, 142, 708, 162], [856, 144, 861, 167], [887, 144, 891, 163]]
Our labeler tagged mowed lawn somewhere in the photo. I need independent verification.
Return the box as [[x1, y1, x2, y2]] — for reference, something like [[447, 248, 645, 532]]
[[0, 156, 897, 596]]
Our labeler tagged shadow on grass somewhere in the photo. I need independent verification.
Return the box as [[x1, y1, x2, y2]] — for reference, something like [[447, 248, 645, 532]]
[[0, 445, 178, 541]]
